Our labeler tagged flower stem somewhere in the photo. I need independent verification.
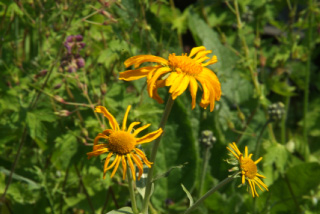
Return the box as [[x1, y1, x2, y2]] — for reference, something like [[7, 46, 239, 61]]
[[303, 0, 314, 159], [142, 97, 174, 214], [184, 174, 237, 214], [127, 168, 139, 214], [255, 120, 271, 158]]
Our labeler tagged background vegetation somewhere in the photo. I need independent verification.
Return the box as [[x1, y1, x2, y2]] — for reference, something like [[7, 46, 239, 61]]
[[1, 0, 320, 213]]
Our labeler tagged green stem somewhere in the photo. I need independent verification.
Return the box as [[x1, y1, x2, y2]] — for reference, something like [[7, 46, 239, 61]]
[[199, 142, 212, 197], [127, 168, 139, 214], [281, 96, 290, 144], [255, 120, 271, 158], [303, 0, 314, 159], [184, 174, 237, 214], [141, 97, 174, 214]]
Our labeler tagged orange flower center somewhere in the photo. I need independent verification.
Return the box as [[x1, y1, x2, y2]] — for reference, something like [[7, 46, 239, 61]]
[[240, 157, 257, 179], [168, 54, 203, 75], [108, 131, 136, 154]]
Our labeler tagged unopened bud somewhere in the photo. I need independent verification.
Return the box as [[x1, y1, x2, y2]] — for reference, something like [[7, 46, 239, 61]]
[[54, 110, 71, 117], [268, 102, 285, 121], [54, 95, 65, 103], [227, 120, 235, 130], [199, 130, 216, 148], [82, 128, 89, 137], [54, 83, 62, 89], [100, 83, 107, 95]]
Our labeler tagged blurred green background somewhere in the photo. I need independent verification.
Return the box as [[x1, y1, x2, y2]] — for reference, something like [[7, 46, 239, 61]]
[[1, 0, 320, 213]]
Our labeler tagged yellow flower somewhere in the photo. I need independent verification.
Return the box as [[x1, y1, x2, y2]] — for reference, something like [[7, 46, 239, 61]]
[[226, 142, 268, 197], [119, 46, 221, 112], [87, 105, 163, 180]]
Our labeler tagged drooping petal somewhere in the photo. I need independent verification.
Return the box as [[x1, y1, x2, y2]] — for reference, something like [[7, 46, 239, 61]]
[[198, 81, 210, 109], [127, 154, 136, 180], [103, 152, 114, 179], [165, 72, 179, 86], [135, 148, 153, 168], [147, 67, 171, 97], [189, 77, 198, 109], [95, 106, 120, 131], [131, 154, 144, 180], [119, 66, 158, 81], [87, 148, 109, 159], [105, 154, 119, 172], [110, 155, 121, 178], [93, 133, 109, 145], [168, 73, 185, 94], [151, 80, 166, 104], [122, 105, 131, 131], [248, 179, 256, 197], [171, 75, 190, 100], [124, 55, 168, 68], [201, 68, 221, 100], [121, 156, 127, 180], [136, 128, 163, 145]]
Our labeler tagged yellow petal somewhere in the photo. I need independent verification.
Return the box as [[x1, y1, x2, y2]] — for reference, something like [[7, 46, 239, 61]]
[[93, 133, 108, 145], [135, 148, 153, 168], [189, 77, 198, 109], [122, 105, 131, 131], [131, 154, 143, 180], [245, 146, 248, 158], [171, 75, 190, 100], [132, 124, 151, 137], [124, 55, 168, 68], [188, 46, 206, 58], [103, 152, 114, 179], [193, 50, 212, 60], [95, 106, 120, 131], [121, 156, 127, 180], [147, 67, 171, 97], [119, 66, 157, 81], [127, 122, 141, 134], [127, 154, 136, 180], [202, 55, 218, 66], [165, 72, 179, 86], [86, 148, 109, 159], [254, 157, 263, 164], [110, 155, 121, 178], [105, 154, 119, 172], [136, 128, 163, 145], [168, 73, 184, 94]]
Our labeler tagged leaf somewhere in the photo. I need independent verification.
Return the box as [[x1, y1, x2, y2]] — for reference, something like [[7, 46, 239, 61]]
[[152, 162, 188, 182], [106, 207, 133, 214], [26, 111, 48, 150], [181, 183, 194, 207], [0, 166, 41, 189], [263, 142, 289, 174]]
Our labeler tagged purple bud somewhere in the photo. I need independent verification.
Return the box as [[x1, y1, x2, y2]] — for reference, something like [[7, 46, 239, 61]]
[[79, 42, 86, 49], [76, 58, 85, 68], [66, 35, 75, 43], [39, 69, 48, 76], [75, 35, 83, 41], [54, 84, 62, 89], [67, 65, 77, 73]]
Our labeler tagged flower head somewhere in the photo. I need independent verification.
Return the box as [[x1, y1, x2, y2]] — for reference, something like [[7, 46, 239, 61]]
[[119, 46, 221, 112], [87, 105, 163, 180], [226, 142, 268, 197]]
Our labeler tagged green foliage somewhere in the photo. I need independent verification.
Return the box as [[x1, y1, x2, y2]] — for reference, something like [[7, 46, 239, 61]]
[[1, 0, 320, 214]]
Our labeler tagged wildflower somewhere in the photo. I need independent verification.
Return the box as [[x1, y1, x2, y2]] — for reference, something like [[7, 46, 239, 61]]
[[226, 142, 268, 197], [87, 105, 163, 180], [119, 46, 221, 111], [268, 102, 285, 121]]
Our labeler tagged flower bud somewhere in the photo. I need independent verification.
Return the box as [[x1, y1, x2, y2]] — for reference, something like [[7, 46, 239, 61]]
[[268, 102, 285, 121], [54, 110, 71, 117], [100, 83, 107, 95], [54, 95, 65, 103]]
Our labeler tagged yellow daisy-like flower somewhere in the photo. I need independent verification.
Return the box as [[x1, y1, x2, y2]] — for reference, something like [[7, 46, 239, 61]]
[[226, 142, 269, 197], [119, 46, 221, 112], [87, 105, 163, 180]]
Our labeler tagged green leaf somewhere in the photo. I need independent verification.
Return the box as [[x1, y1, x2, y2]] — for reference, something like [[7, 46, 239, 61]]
[[263, 142, 289, 174], [26, 111, 48, 150], [106, 207, 133, 214], [181, 183, 194, 207]]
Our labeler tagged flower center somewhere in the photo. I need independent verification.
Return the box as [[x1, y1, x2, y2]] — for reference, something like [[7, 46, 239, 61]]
[[240, 157, 257, 179], [168, 54, 203, 75], [108, 131, 136, 154]]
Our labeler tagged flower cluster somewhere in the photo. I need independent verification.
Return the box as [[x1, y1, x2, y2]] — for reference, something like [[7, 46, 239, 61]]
[[60, 35, 86, 73]]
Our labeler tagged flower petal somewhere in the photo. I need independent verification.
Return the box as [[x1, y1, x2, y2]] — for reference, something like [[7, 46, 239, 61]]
[[121, 156, 127, 180], [132, 124, 151, 137], [131, 154, 143, 180], [110, 155, 121, 178], [136, 128, 163, 144], [188, 46, 206, 58], [168, 73, 185, 94], [87, 148, 109, 159], [127, 154, 136, 180], [93, 133, 109, 145], [135, 148, 153, 167], [202, 55, 218, 66], [124, 55, 168, 68], [147, 67, 171, 97], [165, 72, 179, 86], [122, 105, 131, 131], [189, 77, 198, 109], [95, 106, 119, 131], [119, 66, 158, 81], [127, 122, 141, 134], [171, 75, 190, 100]]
